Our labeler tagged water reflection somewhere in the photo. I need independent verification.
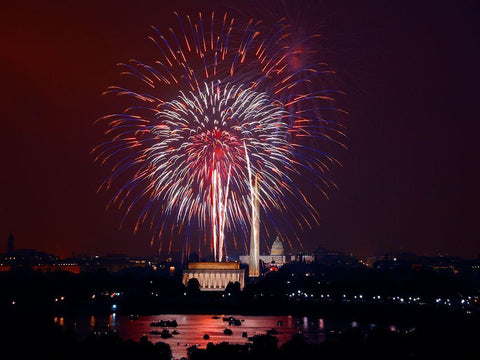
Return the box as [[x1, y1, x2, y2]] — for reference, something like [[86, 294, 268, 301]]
[[53, 316, 64, 327], [57, 314, 362, 359], [109, 313, 116, 327]]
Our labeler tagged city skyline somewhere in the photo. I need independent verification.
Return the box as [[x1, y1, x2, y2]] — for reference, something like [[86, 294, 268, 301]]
[[2, 232, 478, 262], [1, 0, 479, 259]]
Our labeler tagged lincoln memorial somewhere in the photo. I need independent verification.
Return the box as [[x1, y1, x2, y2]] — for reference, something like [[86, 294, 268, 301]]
[[182, 262, 245, 291]]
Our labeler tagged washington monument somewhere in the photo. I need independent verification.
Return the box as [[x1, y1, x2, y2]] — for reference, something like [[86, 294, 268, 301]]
[[249, 175, 260, 277]]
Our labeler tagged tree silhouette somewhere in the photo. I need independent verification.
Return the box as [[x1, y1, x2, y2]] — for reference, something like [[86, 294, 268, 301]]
[[186, 278, 201, 295]]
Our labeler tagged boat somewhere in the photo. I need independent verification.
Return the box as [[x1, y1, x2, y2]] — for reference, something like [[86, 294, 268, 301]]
[[223, 316, 241, 326], [130, 314, 139, 320], [231, 319, 242, 326], [150, 329, 162, 335], [242, 331, 248, 338], [172, 330, 180, 335], [203, 334, 210, 340], [277, 320, 283, 326], [223, 328, 233, 335], [161, 329, 173, 338], [211, 316, 220, 319], [150, 319, 178, 327]]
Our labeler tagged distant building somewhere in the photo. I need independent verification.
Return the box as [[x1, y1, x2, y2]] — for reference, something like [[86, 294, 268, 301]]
[[364, 253, 466, 273], [97, 254, 129, 272], [182, 262, 245, 291], [240, 235, 313, 271], [314, 247, 358, 266], [295, 252, 314, 264], [260, 235, 288, 265], [0, 234, 80, 273], [32, 262, 81, 274], [75, 253, 176, 273], [365, 255, 388, 268]]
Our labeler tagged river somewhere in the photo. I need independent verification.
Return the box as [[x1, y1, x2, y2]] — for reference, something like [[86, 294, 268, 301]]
[[55, 314, 379, 359]]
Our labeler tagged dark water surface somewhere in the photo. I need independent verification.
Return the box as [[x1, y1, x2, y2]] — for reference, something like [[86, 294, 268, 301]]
[[56, 314, 349, 359]]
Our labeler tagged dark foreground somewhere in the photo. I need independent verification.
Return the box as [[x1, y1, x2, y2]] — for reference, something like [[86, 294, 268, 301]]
[[1, 312, 479, 360], [1, 262, 480, 359]]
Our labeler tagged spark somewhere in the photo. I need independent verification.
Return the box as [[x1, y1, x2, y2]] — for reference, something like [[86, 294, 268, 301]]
[[94, 13, 343, 260]]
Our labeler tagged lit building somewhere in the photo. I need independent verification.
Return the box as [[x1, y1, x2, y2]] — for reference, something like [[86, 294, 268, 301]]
[[182, 262, 245, 291], [259, 235, 289, 266], [240, 235, 315, 271], [314, 247, 356, 266], [241, 235, 288, 268], [0, 234, 80, 273]]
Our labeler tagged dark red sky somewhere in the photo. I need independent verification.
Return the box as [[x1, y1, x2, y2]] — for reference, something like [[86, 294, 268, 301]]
[[1, 0, 479, 259]]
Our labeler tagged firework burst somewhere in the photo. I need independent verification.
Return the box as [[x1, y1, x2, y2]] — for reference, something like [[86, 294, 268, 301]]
[[93, 12, 344, 260]]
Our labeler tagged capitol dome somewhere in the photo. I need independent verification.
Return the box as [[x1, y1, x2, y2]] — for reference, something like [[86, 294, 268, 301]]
[[270, 236, 284, 256]]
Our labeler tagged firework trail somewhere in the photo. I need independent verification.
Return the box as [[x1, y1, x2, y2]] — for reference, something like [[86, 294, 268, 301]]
[[93, 12, 344, 260]]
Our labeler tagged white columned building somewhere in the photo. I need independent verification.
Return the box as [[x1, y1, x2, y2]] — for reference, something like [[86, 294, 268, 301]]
[[182, 262, 245, 291]]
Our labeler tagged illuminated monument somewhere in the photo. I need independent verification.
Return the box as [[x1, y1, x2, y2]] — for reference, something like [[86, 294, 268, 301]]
[[240, 235, 288, 269], [182, 177, 261, 290], [249, 176, 260, 277], [182, 262, 245, 291]]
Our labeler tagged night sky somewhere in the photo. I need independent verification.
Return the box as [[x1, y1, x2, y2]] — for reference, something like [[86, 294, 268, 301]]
[[1, 0, 479, 259]]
